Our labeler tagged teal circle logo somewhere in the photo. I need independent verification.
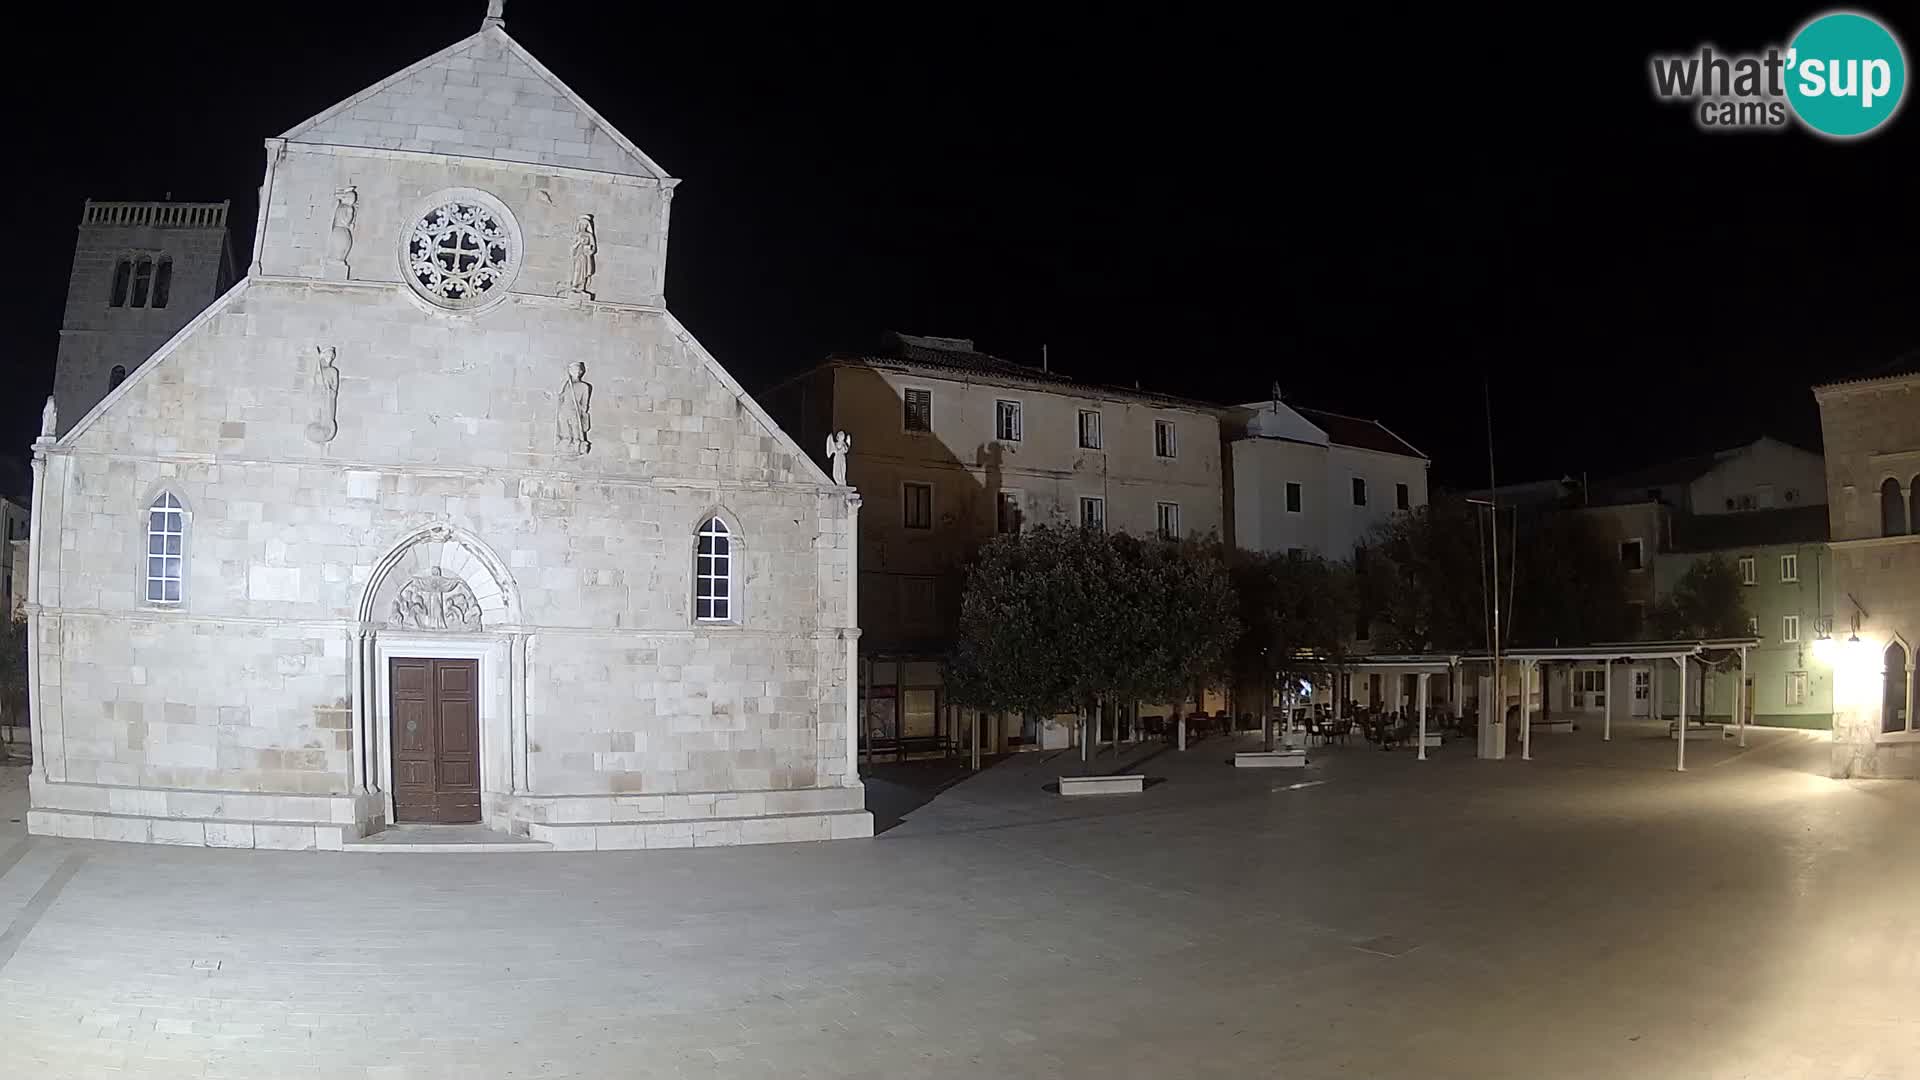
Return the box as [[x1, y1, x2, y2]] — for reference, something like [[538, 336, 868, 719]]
[[1785, 11, 1907, 137]]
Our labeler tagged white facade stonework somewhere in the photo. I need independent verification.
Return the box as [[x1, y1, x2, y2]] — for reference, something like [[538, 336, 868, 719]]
[[24, 20, 870, 848], [1814, 366, 1920, 778]]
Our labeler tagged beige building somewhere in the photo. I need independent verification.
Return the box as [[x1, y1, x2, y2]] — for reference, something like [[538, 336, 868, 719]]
[[1814, 358, 1920, 778], [23, 11, 869, 849], [768, 332, 1223, 751]]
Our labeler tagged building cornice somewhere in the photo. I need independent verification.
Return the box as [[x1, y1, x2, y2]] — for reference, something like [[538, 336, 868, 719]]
[[1830, 533, 1920, 552]]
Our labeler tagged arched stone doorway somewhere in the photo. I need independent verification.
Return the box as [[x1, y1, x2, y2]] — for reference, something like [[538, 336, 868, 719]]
[[351, 524, 529, 828]]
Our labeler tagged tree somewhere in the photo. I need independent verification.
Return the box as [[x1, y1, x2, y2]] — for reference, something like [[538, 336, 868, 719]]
[[947, 526, 1238, 762], [1363, 498, 1634, 652], [1361, 497, 1496, 652], [1651, 554, 1749, 639], [1229, 551, 1353, 743], [1505, 510, 1633, 646], [0, 618, 25, 758]]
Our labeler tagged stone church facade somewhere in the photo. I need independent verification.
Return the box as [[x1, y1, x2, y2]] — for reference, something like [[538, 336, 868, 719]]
[[23, 11, 871, 849]]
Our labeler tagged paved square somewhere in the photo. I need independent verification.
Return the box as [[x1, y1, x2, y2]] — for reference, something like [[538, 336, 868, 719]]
[[0, 722, 1912, 1078]]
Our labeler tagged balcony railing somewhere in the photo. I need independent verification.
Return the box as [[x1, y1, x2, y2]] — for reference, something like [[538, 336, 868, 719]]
[[81, 199, 230, 229]]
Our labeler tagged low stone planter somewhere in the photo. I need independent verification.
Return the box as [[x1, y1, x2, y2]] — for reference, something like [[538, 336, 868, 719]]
[[1669, 724, 1726, 741], [1234, 750, 1308, 769], [1529, 719, 1575, 735], [1058, 774, 1146, 796], [1412, 731, 1443, 747]]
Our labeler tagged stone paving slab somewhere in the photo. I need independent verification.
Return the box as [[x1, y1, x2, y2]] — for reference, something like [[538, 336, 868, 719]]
[[0, 728, 1911, 1078]]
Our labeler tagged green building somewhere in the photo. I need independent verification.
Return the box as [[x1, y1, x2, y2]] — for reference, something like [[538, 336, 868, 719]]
[[1653, 506, 1833, 729]]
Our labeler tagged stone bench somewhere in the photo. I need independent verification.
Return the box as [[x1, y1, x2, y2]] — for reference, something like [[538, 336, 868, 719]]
[[1058, 774, 1146, 796], [1234, 750, 1309, 768]]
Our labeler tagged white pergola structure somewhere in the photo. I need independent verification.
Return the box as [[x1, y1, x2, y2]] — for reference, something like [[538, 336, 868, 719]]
[[1333, 655, 1463, 762], [1467, 638, 1759, 772]]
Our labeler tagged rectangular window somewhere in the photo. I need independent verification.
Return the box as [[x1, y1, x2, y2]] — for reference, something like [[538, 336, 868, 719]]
[[1352, 478, 1367, 506], [1780, 553, 1799, 583], [902, 388, 932, 433], [1738, 556, 1756, 585], [1154, 419, 1177, 458], [902, 482, 933, 530], [1156, 502, 1181, 540], [1079, 496, 1105, 531], [997, 491, 1023, 534], [1285, 482, 1302, 513], [1781, 614, 1800, 643], [902, 576, 938, 629], [1786, 670, 1808, 706], [1396, 483, 1410, 510], [1620, 539, 1644, 571], [995, 400, 1023, 442], [1078, 410, 1102, 450]]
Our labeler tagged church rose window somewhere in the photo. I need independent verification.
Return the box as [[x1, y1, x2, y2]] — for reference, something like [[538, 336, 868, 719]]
[[403, 194, 518, 309]]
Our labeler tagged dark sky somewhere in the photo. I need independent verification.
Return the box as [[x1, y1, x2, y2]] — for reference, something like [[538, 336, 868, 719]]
[[4, 1, 1914, 494]]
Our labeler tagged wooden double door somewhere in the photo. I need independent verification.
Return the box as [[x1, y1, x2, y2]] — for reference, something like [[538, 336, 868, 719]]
[[390, 657, 480, 824]]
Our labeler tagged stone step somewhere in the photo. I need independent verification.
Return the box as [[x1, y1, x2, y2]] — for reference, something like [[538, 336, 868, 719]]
[[342, 825, 552, 853], [26, 808, 356, 850]]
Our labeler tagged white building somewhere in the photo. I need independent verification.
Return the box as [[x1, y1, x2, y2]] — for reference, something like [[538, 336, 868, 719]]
[[22, 8, 870, 849], [1226, 392, 1429, 560]]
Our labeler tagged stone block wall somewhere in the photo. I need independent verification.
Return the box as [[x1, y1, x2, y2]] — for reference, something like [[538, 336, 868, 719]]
[[33, 277, 855, 820]]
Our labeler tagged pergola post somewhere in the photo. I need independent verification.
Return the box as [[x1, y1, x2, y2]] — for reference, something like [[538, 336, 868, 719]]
[[1737, 646, 1749, 748], [1416, 672, 1430, 762], [1334, 669, 1344, 739], [971, 707, 981, 771], [1603, 657, 1613, 742], [1675, 655, 1688, 772], [1521, 661, 1533, 761]]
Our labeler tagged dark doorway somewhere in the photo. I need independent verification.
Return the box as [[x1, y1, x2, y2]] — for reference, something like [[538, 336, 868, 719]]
[[390, 657, 481, 823]]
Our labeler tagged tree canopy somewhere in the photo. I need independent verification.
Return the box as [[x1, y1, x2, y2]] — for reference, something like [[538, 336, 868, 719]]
[[947, 526, 1238, 715], [1229, 550, 1352, 694], [1652, 554, 1750, 639], [1361, 497, 1633, 651]]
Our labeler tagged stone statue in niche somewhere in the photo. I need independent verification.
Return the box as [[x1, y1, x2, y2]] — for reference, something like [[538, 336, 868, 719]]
[[825, 430, 852, 484], [556, 361, 592, 456], [325, 186, 357, 280], [564, 214, 597, 299], [389, 567, 483, 631], [305, 346, 340, 444], [39, 396, 56, 440]]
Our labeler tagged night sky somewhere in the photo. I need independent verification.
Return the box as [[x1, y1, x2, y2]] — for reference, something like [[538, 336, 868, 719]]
[[4, 1, 1914, 496]]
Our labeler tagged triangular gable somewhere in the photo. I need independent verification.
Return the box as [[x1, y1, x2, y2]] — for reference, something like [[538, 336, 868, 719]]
[[279, 26, 671, 181], [60, 279, 254, 447], [663, 313, 837, 489]]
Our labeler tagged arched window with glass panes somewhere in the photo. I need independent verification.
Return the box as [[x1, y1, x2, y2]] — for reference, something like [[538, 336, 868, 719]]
[[108, 254, 172, 309], [694, 516, 734, 622], [145, 493, 185, 604]]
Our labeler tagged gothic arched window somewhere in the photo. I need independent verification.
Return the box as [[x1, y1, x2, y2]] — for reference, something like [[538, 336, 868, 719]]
[[694, 516, 734, 622], [145, 493, 185, 605], [1885, 641, 1911, 734], [109, 259, 131, 307], [129, 256, 154, 308], [151, 257, 173, 309], [1882, 477, 1908, 537]]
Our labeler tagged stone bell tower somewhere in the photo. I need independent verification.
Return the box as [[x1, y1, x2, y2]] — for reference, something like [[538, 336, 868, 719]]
[[49, 198, 237, 434]]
